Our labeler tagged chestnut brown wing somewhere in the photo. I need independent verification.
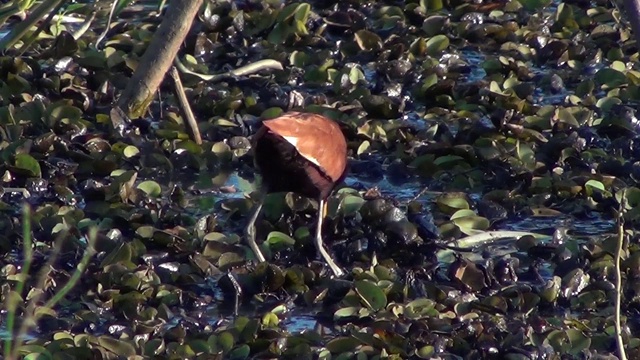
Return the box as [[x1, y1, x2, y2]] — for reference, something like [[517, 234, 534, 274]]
[[261, 112, 347, 182]]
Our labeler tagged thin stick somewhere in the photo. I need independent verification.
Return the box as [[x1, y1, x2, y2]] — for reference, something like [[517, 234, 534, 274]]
[[94, 0, 121, 49], [71, 12, 96, 40], [174, 57, 283, 83], [614, 191, 628, 360], [169, 66, 202, 144]]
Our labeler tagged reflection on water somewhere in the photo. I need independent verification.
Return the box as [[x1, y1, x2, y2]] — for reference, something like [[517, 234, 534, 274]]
[[283, 314, 318, 334], [181, 166, 429, 216]]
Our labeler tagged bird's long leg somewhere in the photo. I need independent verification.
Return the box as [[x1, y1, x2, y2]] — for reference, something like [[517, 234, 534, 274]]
[[245, 190, 266, 263], [315, 198, 344, 277]]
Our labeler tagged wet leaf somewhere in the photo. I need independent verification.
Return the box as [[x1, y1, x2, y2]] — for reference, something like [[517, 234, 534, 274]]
[[14, 154, 41, 178], [123, 145, 140, 158], [417, 345, 435, 358], [517, 0, 552, 12], [326, 336, 362, 353], [228, 344, 251, 360], [266, 231, 296, 249], [354, 30, 383, 52], [354, 280, 387, 311], [451, 258, 487, 291], [136, 180, 162, 197], [420, 0, 443, 12], [426, 35, 449, 55], [436, 194, 470, 214], [594, 68, 627, 88], [97, 337, 136, 356], [47, 102, 83, 124], [339, 194, 365, 216], [357, 140, 370, 155], [218, 331, 235, 352], [294, 3, 311, 22], [262, 312, 280, 327], [334, 306, 360, 320], [566, 329, 591, 354], [218, 252, 245, 270]]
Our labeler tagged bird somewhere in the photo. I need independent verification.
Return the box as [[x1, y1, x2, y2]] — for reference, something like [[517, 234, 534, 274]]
[[245, 111, 348, 277]]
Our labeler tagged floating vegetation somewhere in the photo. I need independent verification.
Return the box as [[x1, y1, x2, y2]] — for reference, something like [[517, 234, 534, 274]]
[[1, 0, 640, 358]]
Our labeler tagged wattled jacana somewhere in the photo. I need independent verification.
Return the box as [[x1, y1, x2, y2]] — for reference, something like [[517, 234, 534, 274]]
[[245, 111, 348, 277]]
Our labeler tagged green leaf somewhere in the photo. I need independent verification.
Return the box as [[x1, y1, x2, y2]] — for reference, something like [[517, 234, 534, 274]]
[[356, 140, 370, 156], [452, 215, 491, 233], [584, 179, 608, 197], [123, 145, 139, 158], [517, 0, 552, 11], [47, 102, 83, 123], [340, 194, 365, 216], [100, 243, 133, 267], [137, 180, 162, 197], [619, 187, 640, 208], [333, 306, 360, 320], [293, 19, 308, 35], [426, 35, 449, 55], [277, 3, 301, 22], [261, 312, 280, 327], [594, 68, 628, 88], [218, 331, 235, 353], [136, 225, 155, 238], [354, 29, 382, 51], [421, 73, 438, 91], [228, 344, 251, 360], [294, 3, 311, 22], [584, 179, 605, 192], [349, 67, 364, 84], [98, 337, 136, 357], [15, 153, 41, 177], [326, 336, 362, 353], [417, 345, 435, 358], [354, 280, 387, 311], [17, 345, 51, 360], [436, 195, 469, 214], [267, 23, 288, 45], [424, 17, 447, 37], [517, 141, 535, 167], [434, 155, 465, 168], [450, 209, 477, 220], [567, 329, 591, 354], [421, 0, 443, 11], [266, 231, 296, 249]]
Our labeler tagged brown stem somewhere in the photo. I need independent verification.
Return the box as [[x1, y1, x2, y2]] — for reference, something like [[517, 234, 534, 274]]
[[169, 66, 202, 145], [116, 0, 204, 119]]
